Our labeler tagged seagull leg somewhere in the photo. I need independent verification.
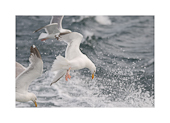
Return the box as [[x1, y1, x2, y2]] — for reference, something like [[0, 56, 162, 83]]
[[68, 68, 71, 79], [65, 67, 71, 81], [65, 76, 68, 81]]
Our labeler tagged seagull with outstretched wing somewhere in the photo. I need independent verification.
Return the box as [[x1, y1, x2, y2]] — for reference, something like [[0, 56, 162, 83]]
[[33, 16, 71, 41], [50, 32, 96, 86], [16, 45, 43, 107]]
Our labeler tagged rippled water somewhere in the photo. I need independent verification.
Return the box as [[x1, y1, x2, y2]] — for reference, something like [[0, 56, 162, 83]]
[[16, 16, 154, 107]]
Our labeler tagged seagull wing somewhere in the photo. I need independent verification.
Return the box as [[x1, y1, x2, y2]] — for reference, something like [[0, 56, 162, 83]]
[[16, 45, 43, 94], [60, 32, 83, 60], [50, 69, 67, 86], [50, 16, 64, 30], [16, 62, 26, 78], [33, 23, 60, 34], [33, 25, 47, 33], [45, 23, 60, 34]]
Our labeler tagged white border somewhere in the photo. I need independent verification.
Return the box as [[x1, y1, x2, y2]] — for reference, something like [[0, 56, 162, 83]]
[[1, 0, 170, 123]]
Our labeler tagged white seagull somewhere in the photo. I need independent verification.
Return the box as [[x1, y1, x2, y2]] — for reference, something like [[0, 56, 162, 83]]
[[16, 45, 43, 107], [33, 16, 71, 41], [50, 32, 96, 86]]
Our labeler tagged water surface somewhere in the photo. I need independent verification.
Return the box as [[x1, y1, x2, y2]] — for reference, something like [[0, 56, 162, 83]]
[[16, 16, 154, 107]]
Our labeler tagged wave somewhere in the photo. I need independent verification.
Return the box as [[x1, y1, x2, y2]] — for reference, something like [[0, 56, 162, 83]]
[[16, 16, 154, 107], [95, 16, 112, 25]]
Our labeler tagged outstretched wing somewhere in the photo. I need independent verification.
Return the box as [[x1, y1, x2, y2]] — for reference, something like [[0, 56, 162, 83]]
[[50, 16, 63, 30], [59, 32, 83, 60], [16, 45, 43, 94], [34, 23, 60, 35], [33, 25, 47, 33], [16, 62, 26, 78], [50, 69, 66, 86], [45, 23, 60, 34]]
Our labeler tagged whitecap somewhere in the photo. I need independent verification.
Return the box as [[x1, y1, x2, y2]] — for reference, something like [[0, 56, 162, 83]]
[[95, 16, 112, 25]]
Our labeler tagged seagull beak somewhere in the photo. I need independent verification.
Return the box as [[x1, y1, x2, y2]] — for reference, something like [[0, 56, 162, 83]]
[[33, 100, 37, 107], [92, 73, 94, 79]]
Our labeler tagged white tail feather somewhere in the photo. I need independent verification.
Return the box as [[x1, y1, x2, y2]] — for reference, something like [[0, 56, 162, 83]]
[[38, 33, 48, 40], [51, 55, 69, 71]]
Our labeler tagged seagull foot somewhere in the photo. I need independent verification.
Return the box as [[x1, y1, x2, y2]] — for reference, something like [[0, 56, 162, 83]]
[[65, 73, 71, 81], [68, 74, 71, 79], [55, 34, 61, 41], [65, 75, 68, 81], [65, 67, 71, 81]]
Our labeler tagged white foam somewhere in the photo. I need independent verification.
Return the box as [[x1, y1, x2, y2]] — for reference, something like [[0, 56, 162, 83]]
[[95, 16, 112, 25], [73, 16, 91, 22], [83, 30, 94, 40]]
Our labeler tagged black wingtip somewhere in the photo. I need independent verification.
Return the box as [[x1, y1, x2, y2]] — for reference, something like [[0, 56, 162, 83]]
[[49, 74, 64, 86], [30, 45, 42, 59], [33, 30, 39, 33], [50, 82, 53, 86]]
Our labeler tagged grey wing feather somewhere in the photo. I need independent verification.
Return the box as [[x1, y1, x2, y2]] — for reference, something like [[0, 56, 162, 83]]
[[63, 32, 83, 60], [45, 23, 60, 34], [50, 16, 64, 29], [16, 45, 43, 93], [33, 25, 47, 33], [50, 69, 66, 86], [33, 23, 59, 34], [16, 62, 26, 77]]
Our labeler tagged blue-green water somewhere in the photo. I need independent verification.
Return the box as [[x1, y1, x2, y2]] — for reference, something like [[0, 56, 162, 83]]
[[16, 16, 154, 107]]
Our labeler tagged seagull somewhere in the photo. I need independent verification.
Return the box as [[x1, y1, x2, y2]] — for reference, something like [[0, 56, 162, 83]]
[[16, 45, 43, 107], [33, 16, 71, 41], [50, 32, 96, 86]]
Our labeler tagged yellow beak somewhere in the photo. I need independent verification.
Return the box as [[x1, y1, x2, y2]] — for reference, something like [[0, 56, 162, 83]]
[[92, 73, 94, 79], [34, 101, 37, 107]]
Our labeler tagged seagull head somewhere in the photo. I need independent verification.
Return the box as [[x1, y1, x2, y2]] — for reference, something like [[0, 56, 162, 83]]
[[58, 32, 83, 42], [29, 93, 37, 107], [59, 29, 72, 36], [61, 29, 71, 34]]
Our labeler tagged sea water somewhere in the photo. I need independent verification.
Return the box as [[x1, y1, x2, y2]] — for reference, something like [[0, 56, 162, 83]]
[[16, 16, 154, 107]]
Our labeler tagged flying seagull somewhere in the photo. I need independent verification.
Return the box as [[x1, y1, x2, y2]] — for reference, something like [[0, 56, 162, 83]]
[[16, 45, 43, 107], [33, 16, 71, 41]]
